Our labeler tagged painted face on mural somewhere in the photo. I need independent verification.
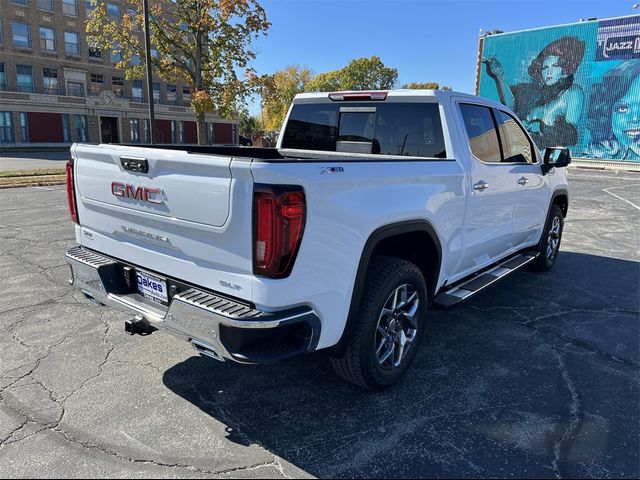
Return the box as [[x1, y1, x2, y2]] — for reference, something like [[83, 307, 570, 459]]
[[612, 75, 640, 151], [541, 55, 566, 86]]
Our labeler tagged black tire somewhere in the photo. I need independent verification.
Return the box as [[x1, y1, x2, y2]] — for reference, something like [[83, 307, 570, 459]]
[[529, 203, 564, 272], [331, 256, 428, 390]]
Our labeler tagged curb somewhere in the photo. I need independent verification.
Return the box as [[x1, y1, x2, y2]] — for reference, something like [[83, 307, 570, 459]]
[[571, 158, 640, 173]]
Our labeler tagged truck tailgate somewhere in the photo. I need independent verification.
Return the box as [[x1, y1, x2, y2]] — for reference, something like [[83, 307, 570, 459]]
[[71, 144, 254, 300]]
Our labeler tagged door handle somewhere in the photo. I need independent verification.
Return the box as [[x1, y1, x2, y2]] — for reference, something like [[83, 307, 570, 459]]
[[473, 181, 489, 191], [517, 176, 529, 186]]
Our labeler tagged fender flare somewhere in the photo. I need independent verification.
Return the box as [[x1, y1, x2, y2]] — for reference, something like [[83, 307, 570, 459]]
[[537, 188, 569, 248], [328, 220, 442, 356]]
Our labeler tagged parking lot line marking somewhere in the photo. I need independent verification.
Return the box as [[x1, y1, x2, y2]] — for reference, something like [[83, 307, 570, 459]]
[[602, 187, 640, 212]]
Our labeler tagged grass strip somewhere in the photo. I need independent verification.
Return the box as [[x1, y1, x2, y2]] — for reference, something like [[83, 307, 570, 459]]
[[0, 174, 66, 188], [0, 168, 66, 178]]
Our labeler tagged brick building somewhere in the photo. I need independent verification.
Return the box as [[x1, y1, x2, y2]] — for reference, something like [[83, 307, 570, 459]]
[[0, 0, 238, 147]]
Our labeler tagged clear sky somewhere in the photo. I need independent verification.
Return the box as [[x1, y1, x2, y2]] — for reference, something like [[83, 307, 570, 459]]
[[246, 0, 635, 115]]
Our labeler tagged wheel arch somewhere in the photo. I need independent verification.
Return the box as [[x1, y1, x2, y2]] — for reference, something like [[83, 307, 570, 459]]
[[535, 189, 568, 250], [552, 189, 569, 218], [327, 220, 442, 357]]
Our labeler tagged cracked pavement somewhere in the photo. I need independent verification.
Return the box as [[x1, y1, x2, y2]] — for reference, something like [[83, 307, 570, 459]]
[[0, 168, 638, 478]]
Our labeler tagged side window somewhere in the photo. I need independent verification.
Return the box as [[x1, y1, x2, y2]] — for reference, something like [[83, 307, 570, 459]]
[[496, 110, 534, 163], [459, 103, 501, 163]]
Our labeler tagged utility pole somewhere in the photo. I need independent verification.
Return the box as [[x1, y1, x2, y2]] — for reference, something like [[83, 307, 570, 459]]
[[142, 0, 155, 144]]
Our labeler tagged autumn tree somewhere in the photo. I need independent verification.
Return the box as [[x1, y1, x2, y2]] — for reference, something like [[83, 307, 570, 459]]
[[86, 0, 270, 144], [402, 82, 453, 90], [259, 65, 312, 131], [305, 56, 398, 92]]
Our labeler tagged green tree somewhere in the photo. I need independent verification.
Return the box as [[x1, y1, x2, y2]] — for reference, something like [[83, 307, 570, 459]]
[[305, 56, 398, 92], [259, 65, 312, 131], [402, 82, 453, 90], [238, 108, 260, 135], [86, 0, 270, 144]]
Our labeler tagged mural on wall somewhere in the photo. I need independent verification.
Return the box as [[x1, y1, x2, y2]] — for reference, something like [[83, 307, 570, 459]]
[[478, 15, 640, 162]]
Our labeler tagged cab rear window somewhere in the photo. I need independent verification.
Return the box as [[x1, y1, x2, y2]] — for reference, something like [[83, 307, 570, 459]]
[[282, 102, 447, 158]]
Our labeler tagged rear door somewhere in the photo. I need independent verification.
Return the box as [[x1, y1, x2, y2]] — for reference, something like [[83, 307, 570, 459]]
[[456, 103, 519, 275], [72, 143, 255, 299]]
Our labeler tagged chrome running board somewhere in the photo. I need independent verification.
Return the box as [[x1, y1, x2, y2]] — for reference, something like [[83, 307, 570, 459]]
[[433, 252, 537, 308]]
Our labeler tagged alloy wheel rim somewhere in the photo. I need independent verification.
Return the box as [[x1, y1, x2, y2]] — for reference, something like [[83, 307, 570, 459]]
[[375, 284, 419, 369], [546, 216, 561, 260]]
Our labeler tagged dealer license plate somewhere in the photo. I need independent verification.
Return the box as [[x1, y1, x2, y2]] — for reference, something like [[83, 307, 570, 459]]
[[136, 271, 168, 304]]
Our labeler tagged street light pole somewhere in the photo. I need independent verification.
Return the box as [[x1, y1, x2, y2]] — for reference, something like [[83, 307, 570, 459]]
[[631, 4, 640, 14], [142, 0, 155, 144]]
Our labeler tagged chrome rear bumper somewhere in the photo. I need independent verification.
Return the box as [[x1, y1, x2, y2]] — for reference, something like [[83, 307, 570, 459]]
[[65, 246, 320, 364]]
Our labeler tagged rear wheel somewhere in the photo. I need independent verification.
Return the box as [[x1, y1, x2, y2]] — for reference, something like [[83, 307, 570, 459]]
[[331, 256, 428, 390], [530, 203, 564, 272]]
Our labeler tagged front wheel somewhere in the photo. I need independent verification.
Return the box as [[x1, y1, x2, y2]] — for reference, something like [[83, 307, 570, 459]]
[[529, 204, 564, 272], [331, 256, 428, 390]]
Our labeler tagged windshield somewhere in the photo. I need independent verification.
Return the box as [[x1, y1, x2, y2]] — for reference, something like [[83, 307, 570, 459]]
[[282, 102, 447, 158]]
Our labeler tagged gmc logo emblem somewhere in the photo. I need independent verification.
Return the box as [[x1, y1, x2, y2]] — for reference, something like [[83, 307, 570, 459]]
[[111, 182, 163, 205]]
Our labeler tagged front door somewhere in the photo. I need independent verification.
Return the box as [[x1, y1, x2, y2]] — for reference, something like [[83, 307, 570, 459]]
[[494, 109, 550, 248], [100, 117, 119, 143]]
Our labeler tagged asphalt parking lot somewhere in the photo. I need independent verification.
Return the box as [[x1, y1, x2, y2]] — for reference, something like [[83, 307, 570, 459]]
[[0, 167, 638, 478]]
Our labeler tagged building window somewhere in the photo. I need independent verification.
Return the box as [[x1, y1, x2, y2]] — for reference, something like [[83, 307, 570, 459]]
[[153, 82, 161, 104], [64, 31, 80, 55], [132, 80, 143, 102], [90, 74, 104, 95], [11, 0, 28, 5], [75, 115, 88, 142], [182, 87, 191, 105], [0, 64, 6, 92], [85, 0, 95, 17], [63, 0, 78, 16], [62, 114, 71, 142], [143, 119, 150, 143], [0, 112, 14, 144], [67, 81, 84, 97], [0, 19, 4, 46], [112, 76, 124, 98], [110, 46, 121, 64], [43, 67, 59, 95], [171, 120, 184, 143], [130, 118, 141, 143], [167, 85, 177, 105], [131, 54, 140, 66], [37, 0, 54, 12], [88, 47, 102, 59], [107, 3, 120, 22], [16, 65, 34, 93], [39, 26, 56, 51], [12, 21, 31, 48], [127, 8, 140, 31], [19, 113, 29, 143]]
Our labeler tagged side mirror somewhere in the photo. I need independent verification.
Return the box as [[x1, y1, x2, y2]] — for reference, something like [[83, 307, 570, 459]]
[[542, 147, 571, 174]]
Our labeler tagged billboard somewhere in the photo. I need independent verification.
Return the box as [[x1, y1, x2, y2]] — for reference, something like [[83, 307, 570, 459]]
[[477, 15, 640, 162]]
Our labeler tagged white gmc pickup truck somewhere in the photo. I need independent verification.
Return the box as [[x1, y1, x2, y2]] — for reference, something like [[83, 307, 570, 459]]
[[65, 90, 570, 390]]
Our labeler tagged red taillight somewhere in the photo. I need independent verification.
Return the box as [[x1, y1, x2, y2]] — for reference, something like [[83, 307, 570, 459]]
[[66, 161, 79, 223], [253, 186, 306, 278]]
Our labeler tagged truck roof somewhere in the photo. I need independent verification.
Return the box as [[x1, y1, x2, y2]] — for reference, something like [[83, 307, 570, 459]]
[[293, 89, 505, 109]]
